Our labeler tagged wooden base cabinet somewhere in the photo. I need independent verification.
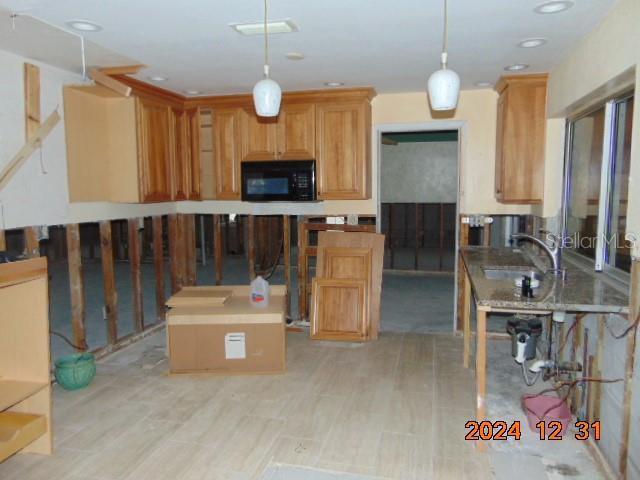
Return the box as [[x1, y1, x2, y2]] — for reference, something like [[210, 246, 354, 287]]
[[494, 74, 548, 204]]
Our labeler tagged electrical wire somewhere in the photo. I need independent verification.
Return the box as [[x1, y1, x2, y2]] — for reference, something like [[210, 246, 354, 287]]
[[522, 377, 623, 422], [521, 360, 541, 386], [557, 313, 585, 354], [50, 330, 87, 351], [604, 309, 640, 339]]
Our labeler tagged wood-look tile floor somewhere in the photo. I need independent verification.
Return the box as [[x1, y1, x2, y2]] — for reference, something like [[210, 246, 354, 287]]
[[0, 332, 600, 480]]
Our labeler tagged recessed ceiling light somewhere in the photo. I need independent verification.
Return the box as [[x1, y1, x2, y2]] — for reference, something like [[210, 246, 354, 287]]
[[66, 20, 102, 32], [148, 76, 168, 82], [286, 52, 305, 61], [230, 19, 298, 36], [184, 90, 201, 95], [518, 38, 547, 48], [324, 82, 345, 87], [504, 64, 530, 72], [534, 1, 574, 14], [475, 81, 493, 88]]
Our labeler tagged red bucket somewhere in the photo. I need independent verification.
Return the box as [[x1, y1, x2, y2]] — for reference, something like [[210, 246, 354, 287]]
[[522, 394, 572, 436]]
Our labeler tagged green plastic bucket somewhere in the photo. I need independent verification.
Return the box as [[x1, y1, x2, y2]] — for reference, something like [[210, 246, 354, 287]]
[[54, 353, 96, 391]]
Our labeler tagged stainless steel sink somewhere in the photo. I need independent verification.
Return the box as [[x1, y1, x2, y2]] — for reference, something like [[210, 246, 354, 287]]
[[482, 267, 542, 282]]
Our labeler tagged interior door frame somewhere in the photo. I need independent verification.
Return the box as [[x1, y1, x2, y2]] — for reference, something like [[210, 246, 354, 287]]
[[374, 120, 467, 332]]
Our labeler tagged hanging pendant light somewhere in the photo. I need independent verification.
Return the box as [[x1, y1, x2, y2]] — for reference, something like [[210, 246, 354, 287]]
[[253, 0, 282, 117], [427, 0, 460, 111]]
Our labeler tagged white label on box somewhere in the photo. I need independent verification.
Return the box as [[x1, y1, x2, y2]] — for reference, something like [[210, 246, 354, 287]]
[[225, 333, 246, 360]]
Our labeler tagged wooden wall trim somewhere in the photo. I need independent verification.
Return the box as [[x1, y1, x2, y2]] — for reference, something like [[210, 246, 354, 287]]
[[185, 87, 377, 109], [111, 74, 375, 110]]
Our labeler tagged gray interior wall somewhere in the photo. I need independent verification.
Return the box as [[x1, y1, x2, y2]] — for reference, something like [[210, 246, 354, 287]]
[[381, 141, 458, 203]]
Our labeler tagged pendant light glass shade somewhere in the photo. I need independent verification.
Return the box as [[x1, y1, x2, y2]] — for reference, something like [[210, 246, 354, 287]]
[[253, 0, 281, 117], [428, 54, 460, 111], [427, 0, 460, 111], [253, 77, 282, 117]]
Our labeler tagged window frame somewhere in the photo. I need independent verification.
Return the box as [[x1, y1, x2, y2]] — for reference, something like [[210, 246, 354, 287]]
[[561, 90, 634, 281]]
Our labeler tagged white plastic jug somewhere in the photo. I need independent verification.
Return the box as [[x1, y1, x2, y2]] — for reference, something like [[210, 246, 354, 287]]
[[250, 275, 270, 308]]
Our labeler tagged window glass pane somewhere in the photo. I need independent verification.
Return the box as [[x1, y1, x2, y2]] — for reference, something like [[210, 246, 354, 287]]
[[607, 96, 633, 273], [566, 107, 605, 259]]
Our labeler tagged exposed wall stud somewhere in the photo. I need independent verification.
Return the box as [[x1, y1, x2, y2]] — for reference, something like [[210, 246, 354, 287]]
[[128, 218, 144, 333], [283, 215, 291, 318], [99, 220, 118, 344], [66, 224, 88, 350], [24, 226, 40, 258], [248, 214, 256, 280], [152, 216, 165, 321], [168, 214, 180, 293], [24, 63, 41, 139], [213, 214, 224, 285]]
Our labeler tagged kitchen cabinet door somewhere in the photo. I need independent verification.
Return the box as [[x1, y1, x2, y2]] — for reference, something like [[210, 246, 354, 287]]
[[277, 103, 315, 160], [212, 108, 242, 199], [171, 108, 189, 201], [311, 279, 369, 341], [186, 108, 201, 200], [316, 101, 370, 200], [241, 108, 278, 161], [494, 74, 547, 204], [138, 97, 174, 202]]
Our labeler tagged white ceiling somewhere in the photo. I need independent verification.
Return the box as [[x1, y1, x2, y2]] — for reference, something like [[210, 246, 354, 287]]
[[0, 0, 617, 96]]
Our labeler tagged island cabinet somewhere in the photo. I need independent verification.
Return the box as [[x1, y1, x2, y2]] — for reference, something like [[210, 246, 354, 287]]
[[494, 74, 548, 204], [64, 85, 199, 203], [241, 103, 315, 161]]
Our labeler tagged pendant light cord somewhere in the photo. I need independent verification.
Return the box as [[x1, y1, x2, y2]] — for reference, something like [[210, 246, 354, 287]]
[[263, 0, 270, 78], [441, 0, 448, 69]]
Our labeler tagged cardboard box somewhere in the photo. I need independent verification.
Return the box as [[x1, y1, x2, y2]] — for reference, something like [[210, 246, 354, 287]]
[[166, 285, 286, 375]]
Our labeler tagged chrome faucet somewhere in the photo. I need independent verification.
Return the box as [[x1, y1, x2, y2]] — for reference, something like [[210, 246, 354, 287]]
[[511, 231, 563, 275]]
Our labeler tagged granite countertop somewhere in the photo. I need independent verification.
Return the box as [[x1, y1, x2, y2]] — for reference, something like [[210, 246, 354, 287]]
[[460, 247, 629, 314]]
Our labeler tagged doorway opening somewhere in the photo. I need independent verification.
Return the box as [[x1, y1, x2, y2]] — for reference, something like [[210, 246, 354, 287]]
[[377, 128, 460, 333]]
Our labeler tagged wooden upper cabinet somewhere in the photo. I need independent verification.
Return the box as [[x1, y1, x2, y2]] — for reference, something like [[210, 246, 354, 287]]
[[316, 101, 371, 200], [171, 108, 189, 201], [494, 74, 548, 204], [137, 97, 174, 202], [241, 108, 278, 161], [241, 103, 315, 161], [186, 108, 201, 200], [212, 108, 242, 199], [278, 103, 315, 160]]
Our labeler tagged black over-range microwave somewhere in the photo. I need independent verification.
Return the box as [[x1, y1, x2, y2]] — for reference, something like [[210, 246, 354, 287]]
[[241, 160, 317, 202]]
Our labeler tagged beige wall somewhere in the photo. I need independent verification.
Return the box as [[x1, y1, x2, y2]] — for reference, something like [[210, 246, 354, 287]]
[[545, 0, 640, 257], [372, 90, 532, 216]]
